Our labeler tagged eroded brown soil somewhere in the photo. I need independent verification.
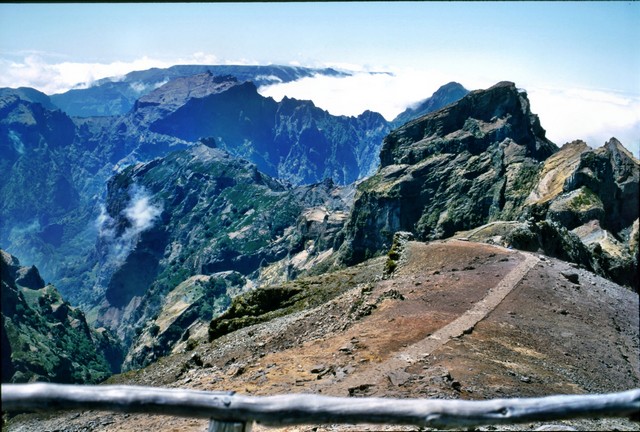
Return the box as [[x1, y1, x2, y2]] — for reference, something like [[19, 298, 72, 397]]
[[7, 240, 639, 431]]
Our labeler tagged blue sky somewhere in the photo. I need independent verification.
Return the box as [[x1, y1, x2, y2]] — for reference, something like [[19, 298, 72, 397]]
[[1, 2, 639, 154]]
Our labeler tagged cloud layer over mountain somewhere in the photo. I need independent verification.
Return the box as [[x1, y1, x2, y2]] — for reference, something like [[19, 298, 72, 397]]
[[1, 54, 638, 157]]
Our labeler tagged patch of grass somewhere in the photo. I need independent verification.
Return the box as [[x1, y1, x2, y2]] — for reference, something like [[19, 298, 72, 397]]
[[385, 258, 397, 274], [569, 187, 600, 211]]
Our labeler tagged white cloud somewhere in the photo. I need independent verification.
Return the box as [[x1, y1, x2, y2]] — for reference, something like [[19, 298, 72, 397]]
[[0, 52, 221, 95], [260, 69, 640, 158], [96, 185, 163, 265], [528, 86, 640, 157], [259, 68, 455, 121], [123, 186, 162, 232]]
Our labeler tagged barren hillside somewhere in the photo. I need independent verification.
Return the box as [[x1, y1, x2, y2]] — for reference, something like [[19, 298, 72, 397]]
[[7, 239, 639, 431]]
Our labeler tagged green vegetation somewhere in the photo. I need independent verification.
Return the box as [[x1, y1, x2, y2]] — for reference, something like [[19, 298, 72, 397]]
[[208, 258, 384, 342], [568, 186, 601, 211], [2, 250, 115, 383], [384, 239, 401, 275]]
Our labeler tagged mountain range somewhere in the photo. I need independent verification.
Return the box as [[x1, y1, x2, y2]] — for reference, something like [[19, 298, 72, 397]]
[[1, 64, 638, 431], [49, 64, 351, 117]]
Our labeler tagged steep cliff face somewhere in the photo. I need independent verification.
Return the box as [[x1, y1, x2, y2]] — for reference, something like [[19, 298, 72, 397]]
[[339, 82, 638, 289], [340, 82, 558, 265], [144, 73, 391, 185], [1, 250, 122, 383], [0, 90, 87, 285]]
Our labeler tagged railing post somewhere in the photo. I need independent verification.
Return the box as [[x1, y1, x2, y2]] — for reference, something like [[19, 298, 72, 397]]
[[208, 419, 252, 432]]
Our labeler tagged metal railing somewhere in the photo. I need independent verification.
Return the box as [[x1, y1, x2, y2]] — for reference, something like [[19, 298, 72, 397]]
[[3, 384, 639, 432]]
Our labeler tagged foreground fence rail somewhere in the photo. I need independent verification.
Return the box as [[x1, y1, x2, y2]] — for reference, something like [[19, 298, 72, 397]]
[[3, 384, 639, 431]]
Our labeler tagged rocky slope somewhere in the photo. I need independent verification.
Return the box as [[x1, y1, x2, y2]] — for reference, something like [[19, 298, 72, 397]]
[[338, 81, 639, 290], [91, 144, 354, 369], [449, 138, 639, 289], [1, 250, 123, 384], [7, 239, 638, 431]]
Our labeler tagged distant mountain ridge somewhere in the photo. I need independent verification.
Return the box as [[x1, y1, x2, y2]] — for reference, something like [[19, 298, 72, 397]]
[[391, 81, 469, 127], [139, 72, 390, 184], [49, 64, 350, 117]]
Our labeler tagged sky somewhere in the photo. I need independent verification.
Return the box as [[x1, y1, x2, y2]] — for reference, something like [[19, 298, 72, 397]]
[[1, 2, 639, 155]]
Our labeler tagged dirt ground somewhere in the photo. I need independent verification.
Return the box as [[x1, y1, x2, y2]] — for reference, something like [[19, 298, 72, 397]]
[[6, 240, 639, 431]]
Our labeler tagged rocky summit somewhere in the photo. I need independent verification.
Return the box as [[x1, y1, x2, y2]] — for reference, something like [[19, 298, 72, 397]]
[[391, 81, 470, 128], [339, 82, 638, 290]]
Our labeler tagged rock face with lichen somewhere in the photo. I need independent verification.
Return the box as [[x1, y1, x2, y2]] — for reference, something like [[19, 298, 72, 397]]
[[521, 138, 639, 288], [340, 82, 557, 265], [339, 82, 638, 290]]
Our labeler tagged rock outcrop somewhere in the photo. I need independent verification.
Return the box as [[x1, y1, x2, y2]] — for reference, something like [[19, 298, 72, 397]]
[[340, 82, 557, 265], [338, 82, 638, 289], [1, 250, 122, 383]]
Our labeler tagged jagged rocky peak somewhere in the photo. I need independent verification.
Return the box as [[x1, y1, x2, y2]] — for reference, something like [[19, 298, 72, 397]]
[[338, 80, 638, 289], [339, 82, 560, 266], [380, 81, 557, 166], [0, 240, 45, 291]]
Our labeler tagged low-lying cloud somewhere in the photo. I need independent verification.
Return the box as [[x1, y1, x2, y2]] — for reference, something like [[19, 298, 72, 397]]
[[2, 54, 637, 157], [96, 185, 163, 265], [260, 71, 640, 157], [123, 186, 163, 233], [527, 86, 640, 154], [0, 55, 168, 95], [0, 52, 222, 95], [259, 69, 454, 121]]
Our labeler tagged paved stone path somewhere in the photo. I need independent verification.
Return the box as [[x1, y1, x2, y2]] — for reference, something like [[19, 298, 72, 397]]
[[344, 251, 540, 388]]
